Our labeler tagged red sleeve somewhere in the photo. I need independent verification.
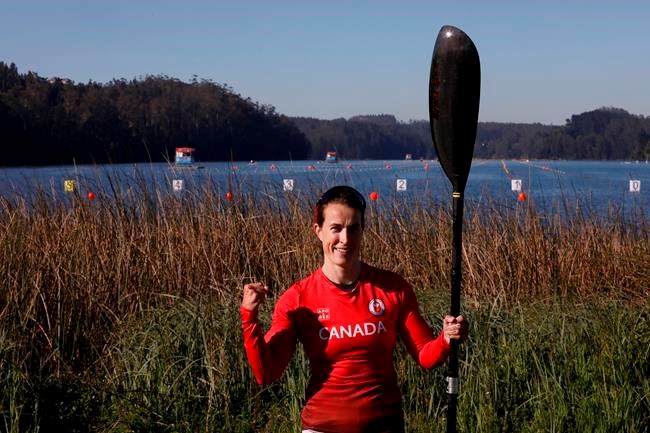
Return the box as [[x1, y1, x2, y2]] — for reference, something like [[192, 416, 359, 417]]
[[398, 283, 450, 369], [241, 287, 298, 386]]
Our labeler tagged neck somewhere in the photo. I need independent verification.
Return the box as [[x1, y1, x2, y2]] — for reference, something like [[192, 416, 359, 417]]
[[321, 261, 361, 285]]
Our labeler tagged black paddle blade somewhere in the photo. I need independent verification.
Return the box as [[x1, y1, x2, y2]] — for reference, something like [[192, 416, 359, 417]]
[[429, 25, 481, 193]]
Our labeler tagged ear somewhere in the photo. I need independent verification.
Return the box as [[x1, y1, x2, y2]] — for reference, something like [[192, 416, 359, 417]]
[[313, 223, 322, 240]]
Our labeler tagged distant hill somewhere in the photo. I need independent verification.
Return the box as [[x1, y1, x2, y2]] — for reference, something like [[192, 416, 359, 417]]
[[475, 107, 650, 160], [291, 107, 650, 160], [290, 116, 434, 160], [0, 61, 310, 166]]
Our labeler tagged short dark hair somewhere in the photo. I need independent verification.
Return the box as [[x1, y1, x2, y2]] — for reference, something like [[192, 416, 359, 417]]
[[313, 185, 366, 228]]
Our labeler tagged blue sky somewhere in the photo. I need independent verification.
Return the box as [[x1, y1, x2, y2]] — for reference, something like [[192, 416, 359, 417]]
[[1, 0, 648, 124]]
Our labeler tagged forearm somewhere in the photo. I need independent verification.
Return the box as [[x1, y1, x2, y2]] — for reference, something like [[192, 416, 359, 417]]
[[417, 330, 451, 369], [399, 300, 451, 370], [241, 306, 295, 386]]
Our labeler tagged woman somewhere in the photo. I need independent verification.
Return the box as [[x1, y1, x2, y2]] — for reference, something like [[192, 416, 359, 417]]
[[241, 185, 468, 433]]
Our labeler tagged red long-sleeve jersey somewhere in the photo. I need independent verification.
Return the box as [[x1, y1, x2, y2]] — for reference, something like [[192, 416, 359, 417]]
[[241, 263, 450, 433]]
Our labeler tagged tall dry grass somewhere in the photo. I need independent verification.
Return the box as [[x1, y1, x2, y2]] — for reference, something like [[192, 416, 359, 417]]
[[0, 181, 648, 432], [366, 199, 648, 305]]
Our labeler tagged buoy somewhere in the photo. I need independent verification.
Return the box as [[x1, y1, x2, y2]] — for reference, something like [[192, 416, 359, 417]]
[[385, 164, 392, 170], [226, 191, 233, 201], [87, 191, 95, 201], [270, 164, 277, 170], [369, 191, 379, 201], [423, 164, 429, 170], [347, 164, 353, 170], [518, 191, 527, 202]]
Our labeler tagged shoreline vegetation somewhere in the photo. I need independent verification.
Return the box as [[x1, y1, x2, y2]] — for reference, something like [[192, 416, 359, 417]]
[[1, 183, 648, 432]]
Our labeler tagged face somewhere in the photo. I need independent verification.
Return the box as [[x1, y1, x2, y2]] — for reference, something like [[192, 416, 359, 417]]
[[313, 203, 363, 269]]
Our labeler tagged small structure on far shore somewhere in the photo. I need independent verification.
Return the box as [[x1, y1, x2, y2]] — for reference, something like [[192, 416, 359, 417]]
[[175, 147, 195, 165], [326, 151, 337, 163]]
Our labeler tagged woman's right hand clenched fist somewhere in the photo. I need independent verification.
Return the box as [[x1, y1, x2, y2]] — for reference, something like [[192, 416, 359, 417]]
[[242, 282, 269, 311]]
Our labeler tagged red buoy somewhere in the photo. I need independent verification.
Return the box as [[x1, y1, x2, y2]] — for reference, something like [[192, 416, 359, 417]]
[[87, 191, 95, 201], [518, 191, 527, 202], [226, 191, 233, 201], [369, 191, 379, 201]]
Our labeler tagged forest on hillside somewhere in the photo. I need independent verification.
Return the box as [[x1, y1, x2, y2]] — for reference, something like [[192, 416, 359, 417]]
[[0, 62, 310, 166], [1, 61, 649, 166], [293, 110, 650, 161]]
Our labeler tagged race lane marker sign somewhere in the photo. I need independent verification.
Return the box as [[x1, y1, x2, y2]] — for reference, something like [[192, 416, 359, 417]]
[[64, 180, 76, 192], [283, 179, 294, 191], [629, 180, 641, 192]]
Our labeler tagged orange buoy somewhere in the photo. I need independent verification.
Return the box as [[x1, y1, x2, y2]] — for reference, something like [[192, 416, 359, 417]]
[[225, 191, 233, 201], [518, 191, 527, 202], [369, 191, 379, 201], [87, 191, 95, 201]]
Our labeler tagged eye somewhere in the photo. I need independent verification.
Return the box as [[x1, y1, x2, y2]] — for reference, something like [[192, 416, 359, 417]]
[[348, 225, 362, 234]]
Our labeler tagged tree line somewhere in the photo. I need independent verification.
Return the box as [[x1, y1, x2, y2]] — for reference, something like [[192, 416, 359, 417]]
[[1, 61, 649, 166], [291, 115, 436, 160], [0, 62, 310, 166], [292, 109, 650, 161]]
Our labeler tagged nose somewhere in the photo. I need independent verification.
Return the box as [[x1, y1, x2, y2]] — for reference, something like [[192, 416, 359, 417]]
[[339, 228, 348, 244]]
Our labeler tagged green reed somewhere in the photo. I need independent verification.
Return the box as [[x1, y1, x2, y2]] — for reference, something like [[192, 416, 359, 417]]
[[0, 180, 648, 432]]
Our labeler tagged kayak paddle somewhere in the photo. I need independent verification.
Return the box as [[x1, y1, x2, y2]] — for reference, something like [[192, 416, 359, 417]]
[[428, 24, 481, 433]]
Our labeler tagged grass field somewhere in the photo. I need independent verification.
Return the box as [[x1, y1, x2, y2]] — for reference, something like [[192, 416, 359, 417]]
[[0, 184, 648, 432]]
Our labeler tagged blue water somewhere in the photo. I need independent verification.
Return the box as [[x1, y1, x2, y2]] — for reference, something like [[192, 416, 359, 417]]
[[1, 160, 648, 220]]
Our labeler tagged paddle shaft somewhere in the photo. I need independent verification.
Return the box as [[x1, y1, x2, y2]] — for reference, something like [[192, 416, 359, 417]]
[[446, 191, 464, 433]]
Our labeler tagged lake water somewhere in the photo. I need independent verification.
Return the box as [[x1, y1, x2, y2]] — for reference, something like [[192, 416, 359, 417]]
[[1, 160, 648, 220]]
